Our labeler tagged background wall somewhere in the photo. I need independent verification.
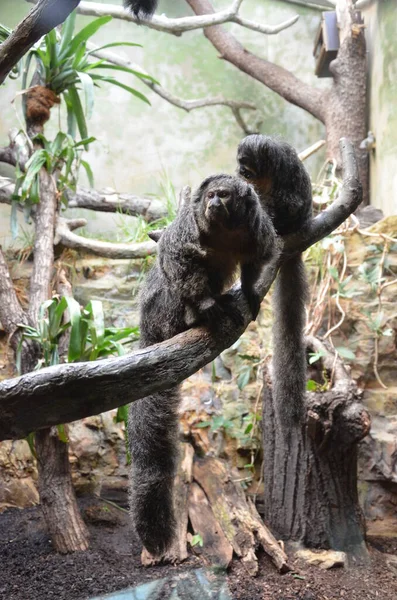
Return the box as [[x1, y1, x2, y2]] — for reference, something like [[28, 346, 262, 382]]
[[366, 0, 397, 215], [0, 0, 327, 245]]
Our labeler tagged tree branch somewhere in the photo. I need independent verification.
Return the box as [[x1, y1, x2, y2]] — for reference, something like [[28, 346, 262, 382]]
[[0, 175, 168, 221], [55, 217, 157, 258], [73, 0, 299, 36], [0, 139, 362, 441], [0, 0, 80, 85], [87, 44, 257, 133], [65, 186, 168, 221], [186, 0, 326, 123]]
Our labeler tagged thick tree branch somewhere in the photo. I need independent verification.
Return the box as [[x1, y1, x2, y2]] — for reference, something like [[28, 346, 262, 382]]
[[0, 139, 361, 441], [0, 175, 168, 221], [55, 217, 157, 258], [186, 0, 326, 123], [73, 1, 299, 36], [65, 186, 168, 221], [0, 0, 80, 85]]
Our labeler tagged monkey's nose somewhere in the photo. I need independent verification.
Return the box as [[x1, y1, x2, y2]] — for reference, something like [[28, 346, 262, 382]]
[[208, 197, 222, 209]]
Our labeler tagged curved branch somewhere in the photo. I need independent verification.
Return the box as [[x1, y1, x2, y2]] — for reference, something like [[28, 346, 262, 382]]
[[186, 0, 326, 123], [55, 217, 157, 258], [74, 1, 299, 36], [87, 45, 257, 133], [0, 139, 361, 441], [0, 0, 80, 85]]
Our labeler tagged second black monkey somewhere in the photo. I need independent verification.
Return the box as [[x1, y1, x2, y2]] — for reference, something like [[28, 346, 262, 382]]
[[237, 134, 312, 428]]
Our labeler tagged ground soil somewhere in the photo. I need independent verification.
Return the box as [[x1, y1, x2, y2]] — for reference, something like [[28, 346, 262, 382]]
[[0, 497, 396, 600]]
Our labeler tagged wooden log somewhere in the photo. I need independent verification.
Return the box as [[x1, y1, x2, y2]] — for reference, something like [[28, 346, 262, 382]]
[[188, 482, 233, 568], [193, 457, 290, 575]]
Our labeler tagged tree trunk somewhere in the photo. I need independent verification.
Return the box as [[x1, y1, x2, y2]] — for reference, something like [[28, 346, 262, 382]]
[[20, 153, 89, 552], [262, 338, 370, 557], [35, 427, 89, 553], [325, 0, 368, 202]]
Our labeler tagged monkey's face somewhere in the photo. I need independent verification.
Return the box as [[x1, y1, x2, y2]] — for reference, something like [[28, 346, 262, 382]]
[[237, 157, 273, 202], [203, 185, 234, 224]]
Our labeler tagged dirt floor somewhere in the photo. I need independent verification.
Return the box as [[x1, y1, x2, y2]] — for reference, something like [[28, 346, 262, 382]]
[[0, 497, 396, 600]]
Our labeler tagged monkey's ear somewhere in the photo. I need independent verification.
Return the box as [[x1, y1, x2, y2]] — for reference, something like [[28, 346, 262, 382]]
[[148, 229, 164, 242]]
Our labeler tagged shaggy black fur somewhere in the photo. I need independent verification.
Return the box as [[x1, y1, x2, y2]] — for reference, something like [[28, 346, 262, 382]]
[[128, 174, 276, 555], [237, 134, 312, 428], [123, 0, 158, 17]]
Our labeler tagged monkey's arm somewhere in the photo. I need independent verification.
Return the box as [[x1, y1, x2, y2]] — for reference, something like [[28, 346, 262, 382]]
[[241, 204, 278, 320]]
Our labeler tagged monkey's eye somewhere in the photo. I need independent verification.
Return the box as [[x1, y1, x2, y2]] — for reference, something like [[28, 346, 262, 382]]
[[239, 167, 255, 180], [218, 191, 229, 199], [207, 191, 215, 199]]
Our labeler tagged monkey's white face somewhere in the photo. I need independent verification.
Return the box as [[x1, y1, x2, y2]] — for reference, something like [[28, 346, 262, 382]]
[[204, 187, 232, 222]]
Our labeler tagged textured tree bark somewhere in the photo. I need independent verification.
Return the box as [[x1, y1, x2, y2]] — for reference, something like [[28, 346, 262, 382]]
[[25, 168, 89, 554], [35, 426, 89, 553], [0, 0, 80, 85], [262, 338, 371, 556]]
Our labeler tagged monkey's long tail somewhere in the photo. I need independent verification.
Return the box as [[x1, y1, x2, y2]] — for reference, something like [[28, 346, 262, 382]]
[[271, 253, 308, 428], [128, 388, 180, 555]]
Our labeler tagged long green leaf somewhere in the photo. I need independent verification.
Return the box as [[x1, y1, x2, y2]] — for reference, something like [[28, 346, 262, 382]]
[[77, 71, 95, 119], [80, 159, 94, 188], [59, 16, 112, 61], [90, 63, 159, 84], [64, 296, 83, 362], [49, 296, 68, 339], [86, 300, 105, 347], [95, 76, 151, 105], [60, 11, 77, 56], [68, 85, 88, 139], [87, 42, 142, 55]]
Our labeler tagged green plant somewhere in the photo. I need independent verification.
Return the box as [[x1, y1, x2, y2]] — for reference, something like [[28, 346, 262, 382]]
[[17, 296, 138, 449], [24, 12, 157, 139]]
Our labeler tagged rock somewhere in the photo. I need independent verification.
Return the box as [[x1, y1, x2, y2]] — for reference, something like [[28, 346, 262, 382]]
[[296, 549, 347, 569]]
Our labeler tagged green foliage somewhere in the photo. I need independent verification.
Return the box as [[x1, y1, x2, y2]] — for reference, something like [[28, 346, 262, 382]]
[[17, 296, 138, 450], [17, 296, 139, 370], [24, 12, 156, 140], [190, 533, 204, 548], [12, 133, 93, 228]]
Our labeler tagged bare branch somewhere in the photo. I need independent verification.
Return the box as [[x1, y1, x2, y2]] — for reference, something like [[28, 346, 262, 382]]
[[87, 45, 257, 133], [186, 0, 326, 123], [65, 186, 168, 221], [0, 0, 80, 85], [73, 0, 299, 36], [0, 176, 168, 222], [298, 140, 326, 161], [0, 139, 362, 441], [55, 216, 157, 259]]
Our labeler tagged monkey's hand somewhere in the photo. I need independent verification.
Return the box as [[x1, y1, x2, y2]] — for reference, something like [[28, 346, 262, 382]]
[[242, 288, 261, 321], [185, 295, 244, 330]]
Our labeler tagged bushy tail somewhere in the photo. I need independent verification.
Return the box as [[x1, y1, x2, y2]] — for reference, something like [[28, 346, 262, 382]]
[[128, 388, 180, 555], [272, 254, 308, 428]]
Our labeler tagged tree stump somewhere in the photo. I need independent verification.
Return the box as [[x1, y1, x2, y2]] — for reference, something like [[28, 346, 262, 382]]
[[140, 446, 290, 574], [262, 337, 371, 557]]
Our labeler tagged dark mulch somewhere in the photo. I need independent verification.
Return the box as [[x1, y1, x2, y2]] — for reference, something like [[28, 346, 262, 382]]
[[0, 497, 396, 600]]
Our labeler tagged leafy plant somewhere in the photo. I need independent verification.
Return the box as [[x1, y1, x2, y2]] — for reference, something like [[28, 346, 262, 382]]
[[190, 533, 204, 548], [17, 297, 139, 448], [24, 12, 157, 140]]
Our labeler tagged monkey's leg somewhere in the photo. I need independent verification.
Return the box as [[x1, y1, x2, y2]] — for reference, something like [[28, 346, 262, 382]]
[[272, 254, 308, 428], [128, 388, 180, 555]]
